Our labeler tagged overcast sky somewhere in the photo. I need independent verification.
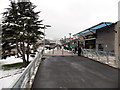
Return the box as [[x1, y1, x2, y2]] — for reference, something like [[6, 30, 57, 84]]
[[0, 0, 119, 40]]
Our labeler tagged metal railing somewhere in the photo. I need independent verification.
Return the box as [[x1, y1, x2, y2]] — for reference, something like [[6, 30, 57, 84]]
[[82, 49, 120, 68], [5, 47, 44, 89]]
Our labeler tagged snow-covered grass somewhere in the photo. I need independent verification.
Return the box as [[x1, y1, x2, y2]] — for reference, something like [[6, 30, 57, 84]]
[[0, 56, 24, 65], [44, 49, 53, 53], [0, 47, 43, 89], [0, 54, 35, 89], [0, 73, 21, 89]]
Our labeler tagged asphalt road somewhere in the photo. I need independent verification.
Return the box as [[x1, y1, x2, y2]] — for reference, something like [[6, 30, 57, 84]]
[[31, 56, 118, 88]]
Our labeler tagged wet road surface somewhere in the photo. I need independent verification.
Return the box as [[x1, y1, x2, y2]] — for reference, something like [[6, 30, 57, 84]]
[[32, 56, 118, 88]]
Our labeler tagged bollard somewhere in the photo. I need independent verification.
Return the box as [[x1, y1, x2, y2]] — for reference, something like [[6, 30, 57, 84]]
[[105, 52, 109, 64], [61, 46, 64, 56], [62, 48, 64, 55]]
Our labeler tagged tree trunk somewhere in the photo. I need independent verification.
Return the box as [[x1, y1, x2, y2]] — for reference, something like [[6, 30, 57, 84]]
[[23, 41, 28, 67], [26, 39, 30, 64], [16, 37, 19, 58], [20, 41, 27, 67], [22, 55, 27, 67]]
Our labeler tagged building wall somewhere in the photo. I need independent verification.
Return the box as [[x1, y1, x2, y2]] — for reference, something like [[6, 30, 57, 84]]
[[115, 21, 120, 55], [0, 24, 1, 59], [96, 25, 115, 52], [118, 1, 120, 21], [77, 31, 96, 48]]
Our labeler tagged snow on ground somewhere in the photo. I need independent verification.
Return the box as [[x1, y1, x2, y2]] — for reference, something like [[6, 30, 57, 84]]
[[0, 47, 44, 89], [0, 67, 23, 89], [0, 55, 34, 65], [0, 56, 23, 65], [44, 49, 53, 53], [0, 68, 24, 78], [0, 73, 21, 89], [0, 55, 35, 89]]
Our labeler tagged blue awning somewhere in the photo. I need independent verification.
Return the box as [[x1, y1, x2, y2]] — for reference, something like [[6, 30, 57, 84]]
[[73, 22, 113, 36]]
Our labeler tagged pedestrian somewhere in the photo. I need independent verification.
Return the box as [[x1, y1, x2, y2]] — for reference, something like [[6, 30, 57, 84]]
[[78, 46, 82, 56], [74, 47, 77, 54], [72, 48, 75, 54]]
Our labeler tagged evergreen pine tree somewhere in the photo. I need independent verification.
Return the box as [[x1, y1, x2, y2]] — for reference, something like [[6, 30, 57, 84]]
[[2, 1, 44, 67]]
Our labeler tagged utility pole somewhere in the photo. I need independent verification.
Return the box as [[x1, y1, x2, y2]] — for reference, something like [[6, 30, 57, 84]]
[[69, 33, 72, 51], [43, 25, 51, 52], [69, 33, 71, 39], [64, 36, 66, 44]]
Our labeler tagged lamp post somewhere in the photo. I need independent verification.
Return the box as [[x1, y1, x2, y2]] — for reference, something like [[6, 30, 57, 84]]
[[69, 33, 72, 50], [43, 25, 51, 51], [69, 33, 71, 39], [64, 36, 66, 44]]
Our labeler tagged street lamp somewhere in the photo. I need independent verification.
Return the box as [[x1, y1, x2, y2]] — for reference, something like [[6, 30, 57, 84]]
[[64, 36, 66, 44], [69, 33, 71, 39], [43, 25, 51, 50], [69, 33, 72, 50]]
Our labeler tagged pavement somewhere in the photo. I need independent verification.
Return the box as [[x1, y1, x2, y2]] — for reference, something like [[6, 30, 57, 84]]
[[31, 49, 119, 88]]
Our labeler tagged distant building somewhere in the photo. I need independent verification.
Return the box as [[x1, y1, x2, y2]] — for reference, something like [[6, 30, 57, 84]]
[[73, 22, 117, 52]]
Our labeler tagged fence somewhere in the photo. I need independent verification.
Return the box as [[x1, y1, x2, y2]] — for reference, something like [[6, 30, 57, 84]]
[[81, 49, 120, 68], [5, 47, 44, 89]]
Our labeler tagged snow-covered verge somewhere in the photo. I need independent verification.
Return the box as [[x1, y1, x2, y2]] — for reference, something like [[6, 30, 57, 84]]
[[0, 47, 43, 89], [44, 49, 53, 53], [0, 70, 22, 89], [0, 56, 34, 89]]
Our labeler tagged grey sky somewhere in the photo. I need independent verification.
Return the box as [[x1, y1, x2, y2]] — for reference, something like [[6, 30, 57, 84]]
[[0, 0, 119, 40]]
